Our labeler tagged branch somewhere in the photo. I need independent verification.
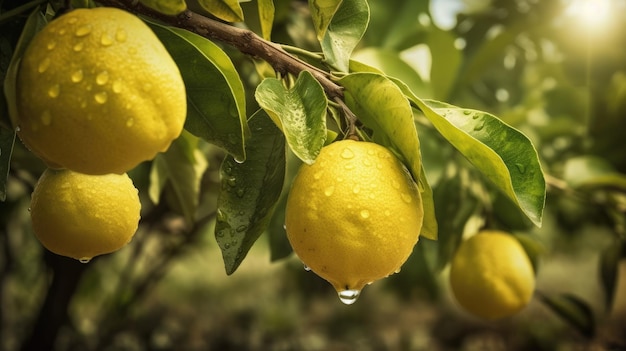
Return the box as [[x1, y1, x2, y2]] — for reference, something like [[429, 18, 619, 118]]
[[95, 0, 344, 100]]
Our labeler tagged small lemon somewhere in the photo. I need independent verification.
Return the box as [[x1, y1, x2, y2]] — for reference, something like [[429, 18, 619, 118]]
[[285, 140, 424, 303], [16, 7, 186, 175], [30, 168, 141, 261], [449, 230, 535, 320]]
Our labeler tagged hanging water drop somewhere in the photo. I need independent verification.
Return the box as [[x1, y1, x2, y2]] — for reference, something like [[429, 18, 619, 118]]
[[337, 289, 361, 305], [79, 257, 91, 264], [303, 264, 312, 272]]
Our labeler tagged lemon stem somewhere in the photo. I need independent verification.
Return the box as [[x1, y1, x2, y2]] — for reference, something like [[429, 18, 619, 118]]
[[333, 96, 360, 141]]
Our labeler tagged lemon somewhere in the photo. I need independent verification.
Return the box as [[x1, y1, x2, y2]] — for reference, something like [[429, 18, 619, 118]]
[[15, 7, 186, 175], [285, 140, 424, 303], [449, 230, 535, 320], [30, 168, 141, 261]]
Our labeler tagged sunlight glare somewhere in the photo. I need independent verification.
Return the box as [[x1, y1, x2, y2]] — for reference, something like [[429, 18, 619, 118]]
[[566, 0, 612, 33]]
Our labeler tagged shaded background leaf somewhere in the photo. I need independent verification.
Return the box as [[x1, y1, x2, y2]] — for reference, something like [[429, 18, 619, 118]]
[[538, 293, 596, 338], [308, 0, 342, 41]]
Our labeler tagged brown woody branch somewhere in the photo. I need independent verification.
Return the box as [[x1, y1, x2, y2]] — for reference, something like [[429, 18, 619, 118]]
[[95, 0, 344, 100]]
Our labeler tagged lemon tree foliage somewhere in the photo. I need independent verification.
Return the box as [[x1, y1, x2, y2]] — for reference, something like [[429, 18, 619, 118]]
[[215, 110, 285, 274], [0, 0, 553, 312], [148, 22, 249, 162], [255, 71, 327, 165]]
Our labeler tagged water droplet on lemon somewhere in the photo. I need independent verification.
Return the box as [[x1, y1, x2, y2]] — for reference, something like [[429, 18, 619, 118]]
[[71, 70, 84, 83], [94, 92, 108, 104], [96, 71, 109, 85], [48, 84, 60, 98], [338, 289, 361, 305], [74, 25, 92, 37]]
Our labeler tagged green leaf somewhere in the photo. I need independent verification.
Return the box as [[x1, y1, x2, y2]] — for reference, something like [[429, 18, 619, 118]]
[[320, 0, 369, 72], [308, 0, 342, 40], [0, 127, 16, 201], [539, 293, 596, 338], [400, 86, 545, 227], [255, 71, 327, 164], [149, 23, 249, 162], [339, 73, 421, 184], [198, 0, 244, 22], [351, 48, 430, 98], [139, 0, 187, 15], [418, 166, 437, 240], [258, 0, 275, 40], [2, 7, 47, 129], [267, 189, 292, 261], [434, 165, 480, 270], [215, 110, 286, 274], [599, 241, 624, 312], [427, 27, 462, 100], [149, 131, 209, 225], [563, 156, 626, 190]]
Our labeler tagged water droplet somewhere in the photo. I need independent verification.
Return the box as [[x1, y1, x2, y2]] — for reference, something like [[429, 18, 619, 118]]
[[233, 156, 245, 164], [79, 257, 91, 264], [352, 185, 360, 194], [227, 177, 237, 187], [47, 41, 56, 50], [303, 264, 312, 272], [394, 267, 402, 274], [341, 148, 354, 159], [96, 71, 109, 85], [360, 209, 370, 219], [344, 163, 354, 170], [391, 180, 400, 190], [472, 114, 480, 120], [473, 122, 485, 131], [362, 159, 372, 167], [94, 92, 108, 104], [58, 28, 67, 35], [71, 70, 84, 83], [15, 126, 21, 132], [324, 186, 335, 196], [41, 111, 52, 126], [112, 80, 123, 93], [313, 171, 322, 180], [100, 33, 114, 46], [75, 25, 92, 37], [515, 163, 526, 173], [401, 193, 412, 203], [116, 29, 127, 42], [27, 207, 31, 212], [224, 243, 231, 249], [463, 110, 471, 115], [73, 42, 84, 52], [236, 225, 247, 232], [48, 84, 60, 98], [338, 289, 361, 305], [38, 58, 51, 73], [67, 17, 78, 24], [126, 118, 134, 127]]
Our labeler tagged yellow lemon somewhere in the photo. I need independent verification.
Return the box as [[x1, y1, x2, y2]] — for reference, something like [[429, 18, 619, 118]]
[[285, 140, 424, 304], [449, 230, 536, 320], [15, 7, 186, 175], [30, 168, 141, 262]]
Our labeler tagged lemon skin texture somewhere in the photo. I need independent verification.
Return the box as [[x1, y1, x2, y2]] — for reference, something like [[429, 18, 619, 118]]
[[16, 7, 186, 175], [285, 140, 424, 293], [449, 230, 536, 320], [30, 168, 141, 261]]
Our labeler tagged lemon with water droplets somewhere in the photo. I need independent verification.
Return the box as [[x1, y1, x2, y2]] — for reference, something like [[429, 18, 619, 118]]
[[30, 168, 141, 261], [15, 7, 186, 175], [285, 140, 424, 303], [449, 230, 536, 320]]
